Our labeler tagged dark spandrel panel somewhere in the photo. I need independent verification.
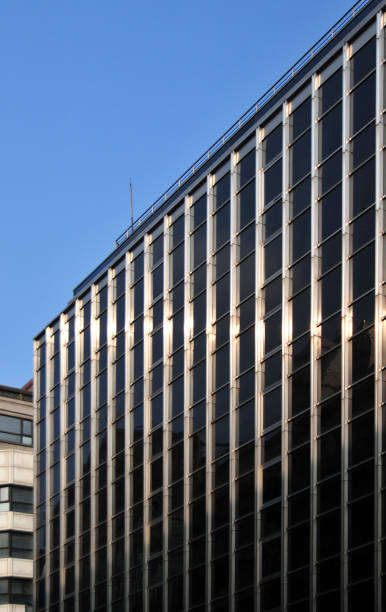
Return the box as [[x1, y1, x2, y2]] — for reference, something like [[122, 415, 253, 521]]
[[291, 97, 311, 141], [352, 121, 375, 170], [238, 253, 255, 300], [349, 542, 374, 584], [264, 158, 282, 206], [352, 207, 375, 252], [352, 73, 376, 134], [236, 400, 254, 446], [348, 495, 374, 548], [264, 276, 282, 314], [214, 203, 230, 250], [291, 208, 311, 262], [261, 502, 281, 538], [133, 252, 144, 282], [215, 315, 229, 349], [321, 313, 341, 353], [320, 150, 342, 195], [151, 393, 163, 428], [321, 68, 342, 114], [352, 242, 375, 299], [263, 200, 282, 240], [348, 411, 374, 467], [291, 255, 310, 295], [265, 310, 281, 354], [289, 444, 310, 492], [352, 157, 375, 216], [172, 215, 184, 248], [287, 567, 310, 604], [264, 124, 282, 166], [215, 345, 230, 390], [215, 274, 230, 320], [263, 462, 281, 503], [320, 103, 342, 161], [291, 333, 310, 371], [151, 234, 163, 265], [215, 244, 230, 279], [193, 194, 207, 229], [320, 183, 342, 240], [172, 244, 184, 286], [321, 266, 341, 319], [352, 37, 376, 86], [239, 148, 255, 187], [348, 459, 374, 501], [262, 428, 281, 463], [318, 427, 341, 479], [239, 326, 255, 373], [291, 365, 310, 415], [290, 176, 311, 219], [351, 327, 375, 382], [288, 490, 310, 526], [239, 223, 255, 259], [192, 224, 207, 268], [262, 536, 281, 578], [264, 352, 282, 389], [264, 235, 282, 280], [214, 172, 230, 209], [352, 292, 374, 333], [292, 287, 310, 338], [288, 521, 310, 569], [236, 472, 254, 517], [239, 180, 255, 230], [320, 232, 341, 275]]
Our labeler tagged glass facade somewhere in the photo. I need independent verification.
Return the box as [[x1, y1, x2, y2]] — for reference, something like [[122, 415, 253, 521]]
[[34, 6, 385, 612]]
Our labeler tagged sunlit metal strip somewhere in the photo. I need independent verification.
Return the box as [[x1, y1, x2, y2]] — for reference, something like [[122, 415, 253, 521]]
[[106, 269, 115, 609], [183, 193, 192, 612], [143, 233, 152, 612], [89, 286, 98, 611], [59, 312, 67, 612], [229, 151, 238, 612], [375, 10, 385, 609], [163, 214, 172, 611], [124, 250, 131, 612], [341, 41, 351, 612], [32, 334, 40, 609], [282, 99, 291, 612], [255, 126, 265, 612], [45, 323, 55, 607], [310, 72, 321, 612]]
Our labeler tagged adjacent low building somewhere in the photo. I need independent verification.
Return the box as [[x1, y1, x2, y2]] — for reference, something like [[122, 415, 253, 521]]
[[0, 385, 33, 611], [34, 0, 385, 610]]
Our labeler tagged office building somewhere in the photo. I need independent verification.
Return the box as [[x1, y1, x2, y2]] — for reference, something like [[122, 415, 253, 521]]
[[0, 384, 33, 610], [34, 0, 385, 610]]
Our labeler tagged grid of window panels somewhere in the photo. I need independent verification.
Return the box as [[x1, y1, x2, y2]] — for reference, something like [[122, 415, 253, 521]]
[[34, 9, 385, 612]]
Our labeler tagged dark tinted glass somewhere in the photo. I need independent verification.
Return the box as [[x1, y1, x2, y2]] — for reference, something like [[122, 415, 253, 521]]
[[352, 157, 375, 216], [320, 232, 341, 274], [214, 173, 230, 209], [321, 69, 342, 113], [352, 243, 375, 299], [214, 203, 230, 250], [264, 276, 282, 314], [264, 159, 282, 205], [291, 98, 311, 140], [352, 207, 374, 251], [264, 124, 282, 165], [352, 37, 376, 86], [264, 236, 282, 280], [239, 148, 255, 187], [292, 288, 310, 338], [239, 180, 255, 229], [263, 386, 282, 428], [320, 184, 342, 240], [352, 73, 376, 134], [321, 267, 341, 318], [320, 150, 342, 194], [290, 176, 311, 218], [352, 121, 375, 169], [263, 200, 282, 240], [291, 210, 310, 262], [290, 131, 311, 185], [291, 256, 310, 295], [320, 103, 342, 160]]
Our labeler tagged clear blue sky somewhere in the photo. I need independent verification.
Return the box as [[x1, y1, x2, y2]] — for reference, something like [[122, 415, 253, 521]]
[[0, 0, 355, 387]]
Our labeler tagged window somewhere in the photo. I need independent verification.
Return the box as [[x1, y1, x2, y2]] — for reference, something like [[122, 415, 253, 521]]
[[0, 486, 33, 513], [0, 531, 33, 559], [0, 578, 32, 605], [0, 415, 32, 446]]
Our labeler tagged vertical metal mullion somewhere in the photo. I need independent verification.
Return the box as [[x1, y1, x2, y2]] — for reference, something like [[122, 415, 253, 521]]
[[89, 287, 97, 611], [73, 301, 81, 611], [33, 338, 39, 610], [163, 216, 172, 612], [206, 176, 214, 611], [184, 194, 192, 612], [59, 313, 66, 612], [310, 72, 321, 612], [375, 10, 385, 610], [45, 326, 53, 608], [143, 233, 152, 612], [124, 251, 131, 612], [282, 100, 291, 612], [255, 129, 264, 612], [229, 151, 238, 612], [341, 41, 351, 612], [106, 269, 115, 609]]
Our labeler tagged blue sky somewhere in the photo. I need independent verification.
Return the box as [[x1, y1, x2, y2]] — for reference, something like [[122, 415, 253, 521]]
[[0, 0, 355, 387]]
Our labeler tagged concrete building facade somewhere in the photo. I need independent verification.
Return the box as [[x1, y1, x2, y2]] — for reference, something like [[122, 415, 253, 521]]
[[34, 1, 385, 610], [0, 386, 33, 611]]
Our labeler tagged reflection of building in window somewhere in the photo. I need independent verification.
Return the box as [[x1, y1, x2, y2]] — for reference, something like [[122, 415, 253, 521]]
[[0, 531, 33, 559], [0, 414, 32, 447]]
